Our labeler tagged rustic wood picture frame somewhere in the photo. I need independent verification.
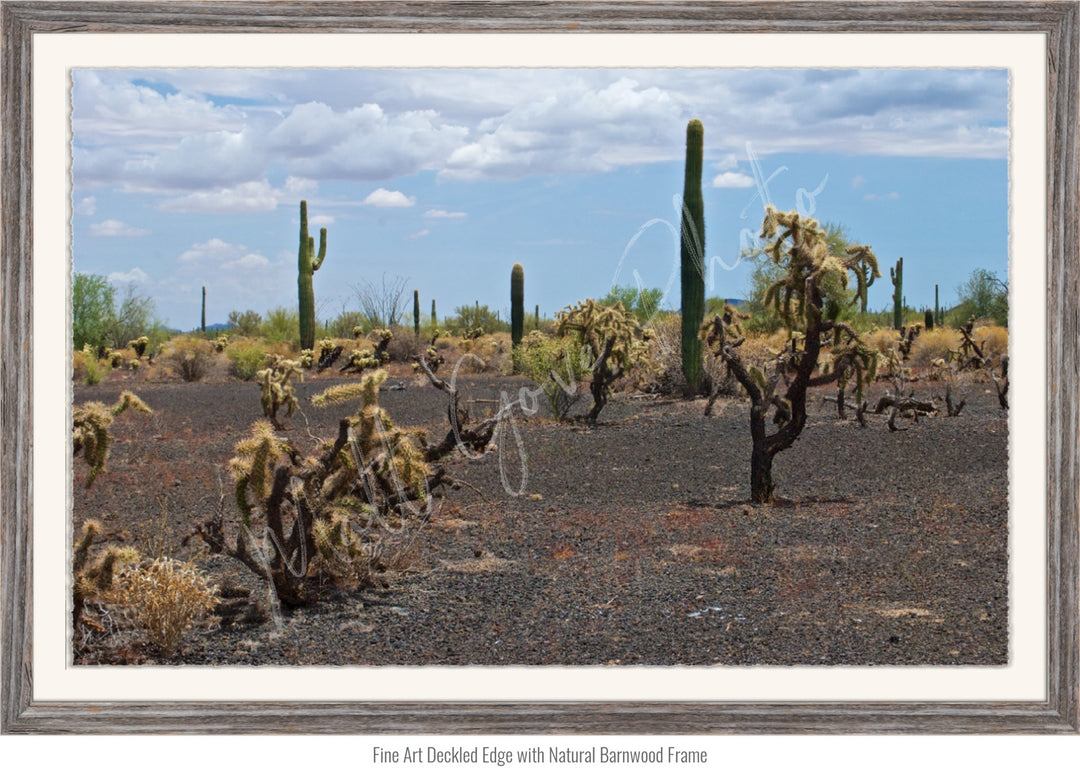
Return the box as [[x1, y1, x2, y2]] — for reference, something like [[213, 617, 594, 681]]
[[2, 0, 1077, 734]]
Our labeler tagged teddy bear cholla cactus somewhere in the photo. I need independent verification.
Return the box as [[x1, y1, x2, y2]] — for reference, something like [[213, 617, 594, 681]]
[[73, 391, 152, 487], [193, 370, 441, 606], [72, 519, 140, 637], [257, 355, 301, 429], [555, 299, 653, 422], [702, 206, 880, 503]]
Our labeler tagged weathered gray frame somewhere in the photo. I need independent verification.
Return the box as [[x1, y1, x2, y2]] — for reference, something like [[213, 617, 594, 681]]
[[1, 0, 1077, 734]]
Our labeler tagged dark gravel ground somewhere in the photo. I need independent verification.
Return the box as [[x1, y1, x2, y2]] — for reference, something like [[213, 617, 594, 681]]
[[72, 369, 1009, 666]]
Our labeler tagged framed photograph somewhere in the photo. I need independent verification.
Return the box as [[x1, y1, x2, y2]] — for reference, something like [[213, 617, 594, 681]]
[[2, 1, 1077, 734]]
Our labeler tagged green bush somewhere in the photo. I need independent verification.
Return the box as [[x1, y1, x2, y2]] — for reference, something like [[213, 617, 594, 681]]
[[226, 342, 268, 381], [516, 330, 591, 420]]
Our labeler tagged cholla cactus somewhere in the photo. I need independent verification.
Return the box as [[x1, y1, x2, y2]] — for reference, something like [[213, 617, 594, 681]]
[[371, 329, 393, 362], [312, 370, 430, 498], [705, 206, 880, 502], [73, 391, 152, 487], [194, 370, 436, 606], [555, 299, 653, 422], [214, 335, 229, 353], [71, 520, 140, 637], [827, 323, 878, 418], [340, 348, 381, 374], [128, 336, 150, 358], [256, 355, 302, 429], [229, 419, 294, 525]]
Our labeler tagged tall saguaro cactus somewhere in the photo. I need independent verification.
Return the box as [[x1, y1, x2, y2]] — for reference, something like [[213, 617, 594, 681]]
[[680, 119, 706, 393], [935, 283, 941, 327], [511, 263, 525, 347], [890, 256, 904, 330], [413, 289, 421, 336], [431, 299, 437, 327], [297, 200, 328, 351], [201, 286, 206, 333]]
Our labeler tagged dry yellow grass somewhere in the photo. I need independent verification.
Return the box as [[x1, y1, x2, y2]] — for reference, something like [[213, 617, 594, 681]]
[[972, 325, 1009, 361], [110, 557, 219, 657], [908, 328, 962, 369]]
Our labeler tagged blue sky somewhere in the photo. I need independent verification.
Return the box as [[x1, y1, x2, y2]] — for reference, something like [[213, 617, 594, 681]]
[[70, 68, 1009, 329]]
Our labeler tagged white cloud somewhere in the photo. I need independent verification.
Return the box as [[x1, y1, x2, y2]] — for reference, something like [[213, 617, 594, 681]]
[[268, 101, 469, 181], [711, 172, 755, 188], [161, 180, 279, 213], [310, 214, 335, 226], [88, 219, 149, 237], [864, 191, 901, 201], [71, 68, 1008, 202], [179, 237, 239, 263], [74, 196, 97, 215], [160, 178, 321, 214], [224, 253, 271, 271], [407, 229, 431, 240], [363, 188, 416, 208], [108, 267, 150, 285], [851, 175, 867, 189], [72, 70, 246, 143], [425, 209, 467, 219]]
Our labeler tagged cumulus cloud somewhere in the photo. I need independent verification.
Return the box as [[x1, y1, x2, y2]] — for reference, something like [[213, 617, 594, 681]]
[[74, 196, 97, 216], [711, 172, 755, 188], [224, 253, 271, 271], [71, 68, 1008, 201], [159, 177, 321, 213], [407, 229, 431, 240], [363, 188, 416, 208], [108, 267, 150, 285], [267, 101, 469, 180], [72, 70, 246, 143], [179, 237, 240, 263], [88, 219, 150, 237]]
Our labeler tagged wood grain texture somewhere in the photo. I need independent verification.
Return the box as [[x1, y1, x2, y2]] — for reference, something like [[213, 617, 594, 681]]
[[1, 0, 1077, 735]]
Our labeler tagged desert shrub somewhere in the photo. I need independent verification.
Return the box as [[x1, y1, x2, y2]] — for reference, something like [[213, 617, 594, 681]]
[[972, 324, 1009, 361], [227, 309, 263, 337], [109, 557, 219, 658], [161, 335, 217, 382], [908, 328, 962, 370], [226, 340, 269, 381], [261, 306, 300, 347], [862, 328, 900, 357], [385, 329, 424, 363], [452, 333, 511, 375], [78, 343, 111, 385], [516, 330, 592, 419], [72, 347, 89, 383]]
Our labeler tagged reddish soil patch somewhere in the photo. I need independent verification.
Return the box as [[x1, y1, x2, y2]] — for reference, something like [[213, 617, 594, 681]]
[[72, 369, 1009, 666]]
